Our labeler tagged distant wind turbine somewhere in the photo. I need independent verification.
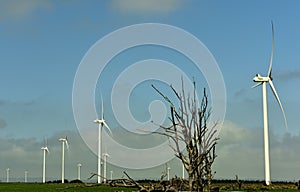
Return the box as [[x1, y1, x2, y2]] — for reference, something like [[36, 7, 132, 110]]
[[252, 21, 288, 186], [6, 168, 10, 183], [94, 95, 112, 183], [41, 139, 49, 183], [103, 153, 110, 183], [167, 167, 170, 181], [110, 170, 113, 180], [25, 170, 28, 183], [59, 136, 69, 183], [182, 163, 185, 179], [77, 163, 82, 180]]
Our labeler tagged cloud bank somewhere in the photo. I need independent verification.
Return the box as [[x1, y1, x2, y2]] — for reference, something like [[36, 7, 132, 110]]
[[111, 0, 183, 14], [215, 120, 300, 181], [0, 0, 51, 22], [277, 70, 300, 82], [1, 121, 300, 182], [0, 118, 7, 129]]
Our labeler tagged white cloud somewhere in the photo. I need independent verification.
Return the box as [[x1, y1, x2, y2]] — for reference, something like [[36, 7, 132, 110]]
[[0, 118, 7, 129], [2, 122, 300, 182], [215, 121, 263, 180], [218, 120, 257, 144], [0, 130, 97, 182], [277, 70, 300, 82], [215, 120, 300, 181], [111, 0, 183, 14], [0, 0, 51, 22]]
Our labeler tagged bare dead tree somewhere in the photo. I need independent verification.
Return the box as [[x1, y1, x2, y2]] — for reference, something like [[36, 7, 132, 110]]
[[152, 79, 219, 192]]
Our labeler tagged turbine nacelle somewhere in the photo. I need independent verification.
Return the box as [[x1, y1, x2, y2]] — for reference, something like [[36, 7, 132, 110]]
[[59, 137, 69, 151], [94, 119, 112, 135], [253, 74, 270, 82], [94, 119, 105, 124], [59, 136, 68, 142], [103, 153, 110, 158], [41, 146, 49, 152]]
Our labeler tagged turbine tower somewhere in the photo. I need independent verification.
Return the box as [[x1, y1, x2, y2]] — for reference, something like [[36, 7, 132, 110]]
[[77, 163, 82, 180], [41, 141, 49, 183], [94, 95, 112, 183], [182, 162, 185, 179], [6, 168, 10, 183], [59, 136, 69, 183], [103, 153, 110, 183], [167, 167, 170, 181], [252, 21, 288, 185], [25, 170, 28, 183], [110, 170, 113, 180]]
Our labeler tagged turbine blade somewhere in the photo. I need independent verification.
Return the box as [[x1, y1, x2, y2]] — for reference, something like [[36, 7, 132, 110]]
[[252, 82, 262, 88], [66, 142, 70, 151], [65, 139, 70, 151], [103, 121, 113, 136], [43, 136, 46, 147], [101, 94, 104, 119], [267, 21, 274, 78], [269, 80, 288, 129]]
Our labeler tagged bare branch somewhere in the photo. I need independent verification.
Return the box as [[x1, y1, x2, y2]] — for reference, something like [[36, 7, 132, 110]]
[[152, 80, 218, 191]]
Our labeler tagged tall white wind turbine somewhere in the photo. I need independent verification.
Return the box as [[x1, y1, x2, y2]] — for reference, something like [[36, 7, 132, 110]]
[[41, 140, 49, 183], [59, 136, 69, 183], [252, 22, 288, 185], [94, 95, 112, 184]]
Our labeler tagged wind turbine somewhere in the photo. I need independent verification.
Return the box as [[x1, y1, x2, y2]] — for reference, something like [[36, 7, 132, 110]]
[[59, 136, 69, 183], [167, 167, 170, 181], [77, 163, 82, 180], [110, 170, 113, 180], [41, 140, 49, 183], [182, 163, 185, 179], [252, 21, 288, 185], [6, 168, 10, 183], [25, 170, 28, 183], [103, 153, 110, 183], [94, 95, 112, 183]]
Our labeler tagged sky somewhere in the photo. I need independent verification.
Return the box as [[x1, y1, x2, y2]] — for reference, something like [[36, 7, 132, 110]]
[[1, 0, 300, 182]]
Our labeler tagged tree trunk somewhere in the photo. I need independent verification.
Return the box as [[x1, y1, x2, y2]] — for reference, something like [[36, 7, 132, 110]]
[[152, 82, 218, 192]]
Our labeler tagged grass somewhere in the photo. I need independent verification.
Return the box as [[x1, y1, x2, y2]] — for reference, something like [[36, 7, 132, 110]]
[[0, 183, 138, 192], [0, 182, 299, 191], [225, 190, 299, 192], [213, 181, 299, 192]]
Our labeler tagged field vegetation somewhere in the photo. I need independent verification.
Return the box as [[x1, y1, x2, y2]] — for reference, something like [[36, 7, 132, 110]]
[[0, 183, 138, 192], [0, 180, 299, 192]]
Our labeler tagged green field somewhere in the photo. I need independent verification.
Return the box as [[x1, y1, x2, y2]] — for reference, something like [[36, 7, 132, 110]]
[[213, 181, 299, 192], [0, 182, 299, 192], [0, 183, 138, 192]]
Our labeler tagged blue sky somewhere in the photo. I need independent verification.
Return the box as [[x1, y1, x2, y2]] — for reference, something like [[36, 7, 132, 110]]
[[1, 0, 300, 182]]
